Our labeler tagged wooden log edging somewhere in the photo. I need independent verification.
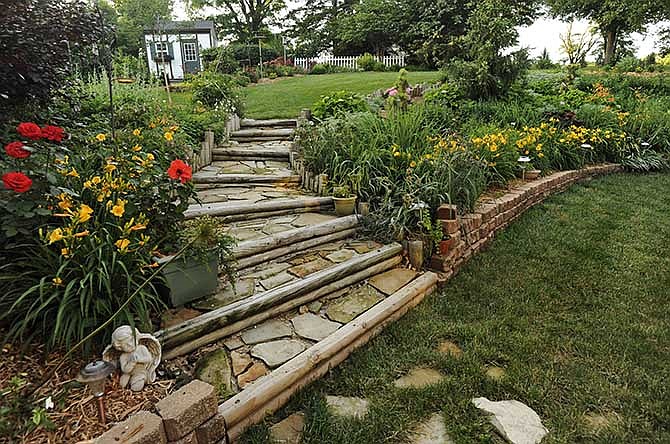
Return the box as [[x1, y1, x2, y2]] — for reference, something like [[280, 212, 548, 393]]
[[234, 214, 359, 259], [162, 255, 403, 360], [220, 271, 439, 442], [184, 196, 333, 219], [155, 243, 404, 351]]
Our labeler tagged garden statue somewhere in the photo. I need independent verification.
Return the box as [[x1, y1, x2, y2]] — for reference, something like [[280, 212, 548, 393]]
[[102, 325, 161, 391]]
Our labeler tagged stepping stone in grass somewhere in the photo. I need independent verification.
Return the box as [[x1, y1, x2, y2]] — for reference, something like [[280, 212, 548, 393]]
[[291, 313, 341, 341], [409, 413, 454, 444], [472, 397, 548, 444], [238, 361, 269, 389], [270, 412, 305, 444], [326, 286, 385, 323], [437, 340, 463, 358], [325, 396, 369, 419], [394, 367, 446, 389], [368, 268, 418, 295], [485, 366, 506, 381], [251, 339, 306, 368], [325, 249, 355, 263], [292, 213, 338, 227], [288, 258, 332, 278], [241, 319, 293, 345]]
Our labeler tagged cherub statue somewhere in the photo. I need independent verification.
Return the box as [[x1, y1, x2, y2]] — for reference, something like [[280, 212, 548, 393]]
[[102, 325, 161, 391]]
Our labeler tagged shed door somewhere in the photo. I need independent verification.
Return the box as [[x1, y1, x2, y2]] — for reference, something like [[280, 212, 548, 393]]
[[182, 41, 200, 74]]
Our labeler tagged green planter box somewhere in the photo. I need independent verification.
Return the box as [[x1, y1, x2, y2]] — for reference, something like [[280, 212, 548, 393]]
[[156, 253, 219, 307]]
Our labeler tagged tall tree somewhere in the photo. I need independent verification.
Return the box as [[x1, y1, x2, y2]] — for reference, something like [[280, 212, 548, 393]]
[[546, 0, 670, 65], [114, 0, 173, 56], [187, 0, 285, 42]]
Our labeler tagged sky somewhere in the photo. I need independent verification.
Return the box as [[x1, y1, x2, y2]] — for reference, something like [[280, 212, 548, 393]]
[[174, 1, 667, 62]]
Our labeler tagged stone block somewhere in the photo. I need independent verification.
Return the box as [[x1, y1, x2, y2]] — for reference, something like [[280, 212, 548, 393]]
[[439, 218, 460, 235], [475, 203, 497, 223], [196, 412, 227, 443], [156, 380, 218, 441], [96, 411, 166, 444], [460, 213, 482, 232], [169, 431, 198, 444], [436, 204, 457, 220]]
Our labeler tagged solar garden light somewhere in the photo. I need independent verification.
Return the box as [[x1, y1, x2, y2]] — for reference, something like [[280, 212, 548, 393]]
[[518, 156, 531, 180], [77, 360, 116, 424]]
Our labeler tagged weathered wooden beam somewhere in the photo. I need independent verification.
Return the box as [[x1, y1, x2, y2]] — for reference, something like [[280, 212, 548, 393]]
[[184, 197, 333, 219], [155, 243, 403, 351], [234, 215, 358, 259], [231, 128, 295, 138], [192, 174, 300, 185], [212, 147, 290, 159], [161, 255, 403, 360], [221, 272, 438, 440], [236, 228, 357, 270], [240, 118, 297, 128]]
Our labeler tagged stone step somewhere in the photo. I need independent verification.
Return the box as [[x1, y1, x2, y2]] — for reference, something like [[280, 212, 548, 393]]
[[156, 242, 404, 353], [212, 146, 290, 161], [192, 173, 300, 185], [185, 196, 334, 220], [240, 118, 297, 128], [231, 128, 295, 139]]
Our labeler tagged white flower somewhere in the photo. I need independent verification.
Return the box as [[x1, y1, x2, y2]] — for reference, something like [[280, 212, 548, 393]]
[[45, 396, 54, 410]]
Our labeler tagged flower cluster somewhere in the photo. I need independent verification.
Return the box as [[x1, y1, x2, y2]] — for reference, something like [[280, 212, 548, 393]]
[[2, 122, 65, 194]]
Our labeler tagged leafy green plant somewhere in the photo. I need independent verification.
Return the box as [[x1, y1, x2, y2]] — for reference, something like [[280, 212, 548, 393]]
[[189, 71, 243, 115], [357, 53, 385, 72], [178, 215, 237, 285], [312, 90, 369, 119]]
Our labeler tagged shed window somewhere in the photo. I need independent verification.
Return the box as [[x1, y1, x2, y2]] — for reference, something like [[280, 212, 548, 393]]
[[184, 42, 198, 62], [155, 42, 169, 58]]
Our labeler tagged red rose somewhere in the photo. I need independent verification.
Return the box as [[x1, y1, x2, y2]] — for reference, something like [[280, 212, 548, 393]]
[[16, 122, 42, 140], [4, 141, 31, 159], [2, 172, 33, 193], [167, 159, 192, 184], [41, 125, 65, 142]]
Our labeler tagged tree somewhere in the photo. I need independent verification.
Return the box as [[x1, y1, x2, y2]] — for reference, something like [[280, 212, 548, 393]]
[[559, 23, 598, 66], [334, 0, 398, 56], [0, 0, 105, 113], [187, 0, 285, 42], [546, 0, 670, 65], [659, 27, 670, 56], [114, 0, 173, 56]]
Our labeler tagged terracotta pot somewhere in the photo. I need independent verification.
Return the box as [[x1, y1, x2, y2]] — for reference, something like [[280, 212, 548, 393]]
[[333, 196, 357, 216], [439, 237, 456, 255]]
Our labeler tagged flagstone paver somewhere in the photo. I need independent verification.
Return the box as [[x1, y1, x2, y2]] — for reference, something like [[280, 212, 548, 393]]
[[394, 367, 446, 389], [270, 412, 306, 444], [409, 413, 454, 444], [325, 396, 369, 419], [326, 285, 385, 323], [291, 313, 341, 341], [368, 268, 418, 295], [251, 339, 306, 367], [241, 319, 293, 345]]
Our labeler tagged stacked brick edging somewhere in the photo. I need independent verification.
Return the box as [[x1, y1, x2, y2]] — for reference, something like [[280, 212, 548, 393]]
[[430, 164, 622, 278], [96, 380, 225, 444]]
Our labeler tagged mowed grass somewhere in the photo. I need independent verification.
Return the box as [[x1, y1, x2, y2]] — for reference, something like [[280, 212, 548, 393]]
[[241, 173, 670, 443], [242, 71, 440, 119]]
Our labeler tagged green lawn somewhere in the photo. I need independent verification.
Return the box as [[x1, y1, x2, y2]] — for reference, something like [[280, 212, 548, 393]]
[[242, 71, 440, 119], [242, 173, 670, 443]]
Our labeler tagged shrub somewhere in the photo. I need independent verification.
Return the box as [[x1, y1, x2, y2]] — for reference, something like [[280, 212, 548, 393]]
[[357, 53, 385, 71], [309, 63, 354, 75], [312, 91, 369, 119], [189, 71, 243, 115], [200, 46, 240, 74], [423, 82, 464, 108], [227, 43, 279, 67]]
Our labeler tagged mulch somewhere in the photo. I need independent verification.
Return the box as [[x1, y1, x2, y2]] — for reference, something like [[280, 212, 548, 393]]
[[0, 341, 175, 444]]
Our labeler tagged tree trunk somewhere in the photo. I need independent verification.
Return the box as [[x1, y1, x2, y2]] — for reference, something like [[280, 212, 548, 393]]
[[604, 28, 618, 66]]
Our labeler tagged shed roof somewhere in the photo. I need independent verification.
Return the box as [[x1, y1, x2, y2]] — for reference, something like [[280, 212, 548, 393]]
[[144, 20, 215, 33]]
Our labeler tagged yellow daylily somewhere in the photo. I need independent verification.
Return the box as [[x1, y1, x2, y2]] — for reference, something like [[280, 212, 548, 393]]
[[92, 176, 102, 185], [77, 204, 94, 223], [48, 228, 64, 244], [67, 168, 80, 178], [111, 200, 125, 217], [132, 129, 141, 136], [61, 248, 70, 257], [96, 133, 107, 142], [52, 277, 63, 287], [104, 163, 116, 173], [115, 238, 130, 251], [132, 144, 142, 152], [164, 131, 174, 141]]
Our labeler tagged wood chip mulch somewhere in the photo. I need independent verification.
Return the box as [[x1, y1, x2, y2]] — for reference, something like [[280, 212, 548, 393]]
[[1, 341, 175, 444]]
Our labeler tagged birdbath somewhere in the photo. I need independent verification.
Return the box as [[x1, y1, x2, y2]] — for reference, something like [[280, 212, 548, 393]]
[[77, 360, 116, 424]]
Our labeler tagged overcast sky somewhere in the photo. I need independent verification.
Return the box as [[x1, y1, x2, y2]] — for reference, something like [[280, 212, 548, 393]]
[[174, 1, 667, 62]]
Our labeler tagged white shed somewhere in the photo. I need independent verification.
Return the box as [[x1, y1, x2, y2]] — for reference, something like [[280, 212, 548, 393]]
[[143, 20, 217, 82]]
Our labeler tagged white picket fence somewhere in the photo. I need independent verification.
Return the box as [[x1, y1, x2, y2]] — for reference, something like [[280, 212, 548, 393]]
[[294, 54, 406, 71]]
